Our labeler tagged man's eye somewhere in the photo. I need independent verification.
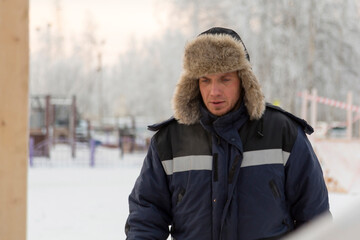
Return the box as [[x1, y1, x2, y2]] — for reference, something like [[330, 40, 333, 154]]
[[222, 78, 231, 82], [200, 79, 209, 83]]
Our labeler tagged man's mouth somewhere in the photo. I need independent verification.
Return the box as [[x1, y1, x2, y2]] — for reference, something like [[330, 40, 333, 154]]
[[210, 101, 225, 105]]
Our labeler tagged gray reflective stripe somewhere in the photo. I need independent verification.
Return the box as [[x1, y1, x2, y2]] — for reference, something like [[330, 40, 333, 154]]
[[162, 150, 290, 174], [241, 149, 290, 168], [162, 155, 212, 175]]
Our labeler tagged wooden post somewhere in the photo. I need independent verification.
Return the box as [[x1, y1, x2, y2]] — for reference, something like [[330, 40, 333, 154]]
[[310, 88, 318, 128], [51, 102, 56, 146], [70, 96, 76, 158], [0, 0, 28, 240], [359, 112, 360, 139], [301, 89, 309, 121], [45, 95, 51, 157], [347, 92, 353, 140]]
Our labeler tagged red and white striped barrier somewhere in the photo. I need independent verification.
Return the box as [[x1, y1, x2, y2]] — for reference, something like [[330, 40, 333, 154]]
[[299, 90, 360, 139], [298, 92, 360, 113]]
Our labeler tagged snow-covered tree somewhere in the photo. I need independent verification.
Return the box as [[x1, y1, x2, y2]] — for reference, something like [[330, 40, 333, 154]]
[[30, 0, 360, 124]]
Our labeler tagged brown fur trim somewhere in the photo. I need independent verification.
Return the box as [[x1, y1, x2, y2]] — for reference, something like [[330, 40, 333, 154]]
[[172, 74, 201, 125], [238, 69, 265, 120], [172, 33, 265, 125]]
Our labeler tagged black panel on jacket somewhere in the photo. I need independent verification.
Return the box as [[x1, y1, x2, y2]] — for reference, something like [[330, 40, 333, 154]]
[[148, 117, 176, 131], [239, 105, 299, 153], [265, 103, 313, 135], [149, 104, 309, 160], [154, 121, 212, 161]]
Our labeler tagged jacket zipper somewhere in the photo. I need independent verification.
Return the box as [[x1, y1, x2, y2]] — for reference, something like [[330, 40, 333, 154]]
[[177, 188, 186, 204], [216, 134, 221, 145], [269, 179, 281, 198], [228, 155, 240, 184]]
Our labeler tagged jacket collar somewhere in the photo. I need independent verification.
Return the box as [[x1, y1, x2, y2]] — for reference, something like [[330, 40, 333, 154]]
[[200, 100, 249, 134]]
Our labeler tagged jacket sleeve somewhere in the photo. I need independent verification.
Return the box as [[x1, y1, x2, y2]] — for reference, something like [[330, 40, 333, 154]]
[[125, 137, 172, 239], [285, 127, 331, 228]]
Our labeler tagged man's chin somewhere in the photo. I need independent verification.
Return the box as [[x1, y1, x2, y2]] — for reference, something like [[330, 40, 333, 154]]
[[210, 109, 228, 117]]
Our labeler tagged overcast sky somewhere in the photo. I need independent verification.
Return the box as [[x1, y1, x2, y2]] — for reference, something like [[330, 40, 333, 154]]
[[30, 0, 164, 64]]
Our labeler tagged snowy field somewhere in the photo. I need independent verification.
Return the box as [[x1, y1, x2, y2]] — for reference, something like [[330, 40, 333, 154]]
[[27, 142, 360, 240], [27, 152, 144, 240]]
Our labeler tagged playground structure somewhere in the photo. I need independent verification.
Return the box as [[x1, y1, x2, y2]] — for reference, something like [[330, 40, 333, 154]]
[[29, 96, 150, 167], [29, 95, 78, 158], [89, 116, 150, 158]]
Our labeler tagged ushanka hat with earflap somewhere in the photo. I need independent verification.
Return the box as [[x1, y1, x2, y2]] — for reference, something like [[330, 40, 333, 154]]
[[172, 27, 265, 125]]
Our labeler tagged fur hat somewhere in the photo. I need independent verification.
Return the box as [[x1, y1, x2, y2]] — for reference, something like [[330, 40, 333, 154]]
[[172, 27, 265, 125]]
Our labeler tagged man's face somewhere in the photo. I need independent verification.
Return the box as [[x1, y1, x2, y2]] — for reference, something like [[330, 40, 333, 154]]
[[199, 71, 241, 116]]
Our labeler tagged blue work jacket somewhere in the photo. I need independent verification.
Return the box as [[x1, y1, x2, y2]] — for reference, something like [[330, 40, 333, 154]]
[[126, 103, 330, 239]]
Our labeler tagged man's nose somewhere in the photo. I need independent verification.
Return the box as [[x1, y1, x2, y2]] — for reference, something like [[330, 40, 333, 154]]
[[209, 82, 221, 96]]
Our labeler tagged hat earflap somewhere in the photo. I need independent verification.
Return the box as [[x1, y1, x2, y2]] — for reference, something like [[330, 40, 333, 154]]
[[238, 69, 265, 120], [172, 74, 201, 125]]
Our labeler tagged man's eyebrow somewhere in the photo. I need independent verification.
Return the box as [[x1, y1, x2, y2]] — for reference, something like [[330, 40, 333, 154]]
[[199, 76, 210, 80], [220, 74, 233, 79]]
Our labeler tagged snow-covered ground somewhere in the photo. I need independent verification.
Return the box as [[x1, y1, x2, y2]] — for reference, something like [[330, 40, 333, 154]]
[[27, 140, 360, 240], [27, 152, 144, 240], [312, 138, 360, 193]]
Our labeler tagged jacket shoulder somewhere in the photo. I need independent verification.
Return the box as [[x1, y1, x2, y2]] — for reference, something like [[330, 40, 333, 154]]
[[147, 117, 177, 132], [148, 117, 211, 161], [241, 104, 304, 152], [265, 103, 314, 135]]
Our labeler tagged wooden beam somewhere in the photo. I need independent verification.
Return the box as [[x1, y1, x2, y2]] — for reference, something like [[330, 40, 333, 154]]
[[301, 89, 309, 121], [0, 0, 29, 240], [310, 88, 318, 128], [346, 92, 353, 140]]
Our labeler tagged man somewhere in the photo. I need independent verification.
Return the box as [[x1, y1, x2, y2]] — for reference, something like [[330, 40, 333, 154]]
[[125, 27, 330, 240]]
